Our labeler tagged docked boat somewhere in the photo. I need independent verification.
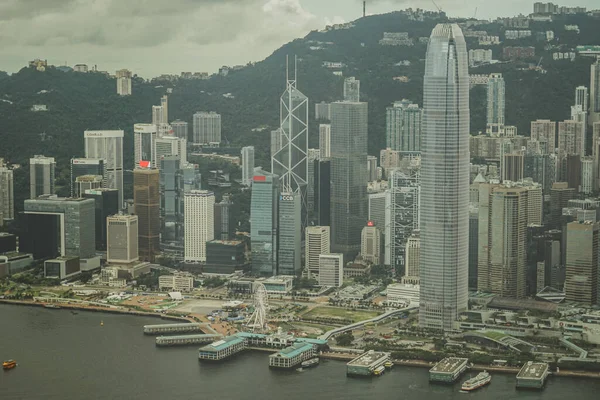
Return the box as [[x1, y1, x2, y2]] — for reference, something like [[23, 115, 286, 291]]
[[373, 366, 386, 376], [384, 360, 394, 369], [461, 371, 491, 392], [3, 360, 17, 370], [43, 304, 61, 309], [301, 358, 319, 369]]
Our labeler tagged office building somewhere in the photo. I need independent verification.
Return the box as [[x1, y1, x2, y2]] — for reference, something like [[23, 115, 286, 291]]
[[116, 69, 132, 96], [134, 123, 158, 168], [581, 156, 594, 194], [44, 256, 81, 280], [271, 61, 308, 227], [107, 214, 139, 263], [549, 182, 576, 228], [314, 159, 331, 227], [468, 206, 479, 289], [330, 101, 368, 256], [487, 73, 506, 135], [182, 163, 201, 192], [386, 99, 423, 153], [361, 223, 382, 265], [403, 233, 421, 284], [83, 188, 119, 251], [171, 120, 188, 140], [565, 221, 598, 305], [22, 196, 95, 259], [155, 136, 187, 165], [531, 120, 556, 150], [367, 156, 378, 182], [379, 148, 401, 177], [368, 191, 387, 234], [319, 124, 331, 158], [271, 128, 282, 161], [524, 153, 556, 193], [159, 156, 183, 242], [343, 77, 360, 102], [419, 24, 470, 331], [74, 175, 103, 198], [501, 152, 525, 182], [158, 274, 193, 292], [70, 158, 105, 197], [214, 195, 232, 241], [241, 146, 255, 186], [29, 155, 55, 199], [278, 192, 302, 275], [318, 254, 343, 287], [184, 190, 215, 263], [205, 240, 247, 274], [593, 122, 600, 190], [591, 58, 600, 127], [193, 111, 221, 145], [307, 148, 320, 213], [478, 184, 528, 299], [133, 168, 160, 262], [160, 95, 168, 124], [305, 226, 330, 277], [251, 173, 279, 276], [0, 160, 14, 225], [0, 232, 17, 254], [84, 130, 124, 207], [152, 106, 165, 126], [315, 101, 331, 120]]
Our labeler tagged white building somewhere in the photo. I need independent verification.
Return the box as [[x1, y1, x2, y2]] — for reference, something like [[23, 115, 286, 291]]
[[315, 102, 331, 120], [193, 111, 221, 145], [74, 64, 88, 73], [581, 157, 594, 194], [387, 282, 420, 305], [403, 233, 420, 284], [133, 123, 158, 168], [319, 124, 331, 158], [505, 30, 532, 39], [84, 130, 125, 206], [116, 69, 132, 96], [241, 146, 255, 186], [318, 253, 343, 287], [305, 226, 330, 277], [0, 160, 14, 225], [343, 77, 360, 102], [29, 155, 55, 199], [184, 190, 215, 262], [154, 136, 187, 165], [107, 214, 139, 264], [159, 274, 194, 292], [361, 224, 382, 265], [468, 49, 492, 66], [152, 106, 165, 126]]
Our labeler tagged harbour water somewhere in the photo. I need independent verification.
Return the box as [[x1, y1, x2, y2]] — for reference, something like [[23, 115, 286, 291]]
[[1, 304, 599, 400]]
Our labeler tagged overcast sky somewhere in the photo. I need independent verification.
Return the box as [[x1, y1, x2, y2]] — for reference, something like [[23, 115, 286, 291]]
[[0, 0, 597, 78]]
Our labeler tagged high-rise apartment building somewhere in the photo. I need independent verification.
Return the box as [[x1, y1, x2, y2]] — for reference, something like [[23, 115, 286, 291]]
[[84, 130, 124, 207], [29, 155, 55, 199], [305, 226, 330, 277], [70, 158, 105, 197], [319, 124, 331, 158], [251, 173, 279, 276], [386, 99, 423, 153], [343, 77, 360, 102], [558, 120, 584, 156], [184, 190, 215, 263], [133, 123, 158, 169], [241, 146, 255, 186], [318, 254, 343, 287], [192, 111, 221, 145], [591, 58, 600, 127], [171, 120, 189, 140], [106, 214, 139, 263], [161, 95, 168, 123], [278, 192, 302, 275], [83, 188, 119, 251], [419, 24, 470, 331], [486, 73, 506, 135], [0, 160, 14, 225], [116, 69, 132, 96], [361, 223, 382, 265], [571, 104, 587, 155], [531, 120, 556, 150], [330, 101, 368, 256], [565, 221, 598, 305], [152, 106, 165, 126], [133, 168, 160, 262]]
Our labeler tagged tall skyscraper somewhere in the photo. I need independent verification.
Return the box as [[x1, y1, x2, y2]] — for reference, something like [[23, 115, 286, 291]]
[[116, 69, 132, 96], [319, 124, 331, 158], [314, 158, 331, 227], [307, 148, 320, 213], [368, 191, 387, 233], [0, 160, 14, 225], [565, 221, 598, 305], [84, 130, 124, 207], [305, 226, 330, 278], [241, 146, 255, 186], [419, 24, 470, 331], [107, 214, 139, 263], [575, 85, 588, 111], [558, 120, 584, 156], [154, 136, 187, 165], [361, 222, 382, 265], [70, 158, 105, 197], [171, 120, 189, 140], [531, 119, 556, 150], [133, 168, 160, 262], [251, 173, 280, 276], [159, 156, 183, 242], [270, 128, 282, 161], [214, 195, 232, 241], [161, 95, 169, 123], [272, 57, 309, 227], [29, 155, 55, 199], [318, 254, 344, 287], [404, 233, 421, 284], [367, 156, 378, 182], [83, 188, 119, 251], [549, 182, 575, 228], [590, 57, 600, 127], [343, 77, 360, 102], [192, 111, 221, 145], [152, 106, 165, 126], [501, 151, 525, 182], [330, 101, 368, 256], [134, 124, 158, 169], [581, 157, 594, 194], [184, 190, 215, 263], [386, 99, 423, 153], [182, 163, 202, 192], [278, 192, 302, 275], [486, 73, 505, 135]]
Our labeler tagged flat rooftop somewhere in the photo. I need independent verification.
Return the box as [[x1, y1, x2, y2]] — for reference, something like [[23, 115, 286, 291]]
[[348, 351, 389, 367], [270, 342, 314, 359], [144, 323, 202, 329], [201, 336, 245, 352], [430, 358, 469, 374], [517, 362, 549, 379], [157, 334, 222, 340]]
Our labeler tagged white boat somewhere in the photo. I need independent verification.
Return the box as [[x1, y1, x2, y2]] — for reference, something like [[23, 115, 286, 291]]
[[301, 358, 319, 368], [461, 371, 491, 392]]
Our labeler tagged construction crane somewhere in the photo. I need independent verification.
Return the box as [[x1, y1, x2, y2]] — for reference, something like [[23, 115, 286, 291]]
[[431, 0, 443, 12]]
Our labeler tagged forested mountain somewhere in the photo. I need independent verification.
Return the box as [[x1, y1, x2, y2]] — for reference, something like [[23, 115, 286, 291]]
[[1, 10, 600, 213]]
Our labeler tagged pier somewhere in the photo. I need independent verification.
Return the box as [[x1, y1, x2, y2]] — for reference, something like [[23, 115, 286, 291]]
[[516, 362, 550, 389], [268, 342, 317, 369], [346, 350, 391, 377], [156, 334, 222, 347], [143, 323, 205, 335], [429, 357, 469, 383], [198, 336, 247, 361]]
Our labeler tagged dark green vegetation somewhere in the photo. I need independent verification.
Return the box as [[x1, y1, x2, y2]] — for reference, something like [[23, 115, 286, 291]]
[[1, 11, 600, 218]]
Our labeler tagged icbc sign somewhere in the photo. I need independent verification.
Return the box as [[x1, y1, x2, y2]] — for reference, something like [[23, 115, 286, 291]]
[[280, 195, 294, 201]]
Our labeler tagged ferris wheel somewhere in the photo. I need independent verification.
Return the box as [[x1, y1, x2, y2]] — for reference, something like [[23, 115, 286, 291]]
[[246, 283, 269, 332]]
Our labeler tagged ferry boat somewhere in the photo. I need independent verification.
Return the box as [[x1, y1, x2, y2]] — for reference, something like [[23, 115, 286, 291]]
[[384, 360, 394, 369], [460, 371, 491, 392], [3, 360, 17, 370], [373, 366, 386, 376], [301, 358, 319, 369]]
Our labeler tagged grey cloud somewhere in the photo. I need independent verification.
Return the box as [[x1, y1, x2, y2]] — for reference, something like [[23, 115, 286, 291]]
[[0, 0, 77, 20]]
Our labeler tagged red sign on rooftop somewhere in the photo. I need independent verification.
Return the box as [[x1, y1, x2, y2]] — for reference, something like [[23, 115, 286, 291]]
[[253, 175, 266, 182], [139, 160, 151, 168]]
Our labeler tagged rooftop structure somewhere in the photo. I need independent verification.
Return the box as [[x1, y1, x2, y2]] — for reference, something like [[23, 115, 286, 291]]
[[429, 357, 469, 383], [347, 350, 391, 376], [268, 342, 316, 369], [516, 362, 550, 389]]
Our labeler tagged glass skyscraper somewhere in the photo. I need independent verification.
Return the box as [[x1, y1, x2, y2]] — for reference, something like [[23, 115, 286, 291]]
[[330, 101, 368, 256], [278, 192, 301, 275], [419, 24, 470, 331], [251, 172, 279, 276], [160, 156, 183, 242]]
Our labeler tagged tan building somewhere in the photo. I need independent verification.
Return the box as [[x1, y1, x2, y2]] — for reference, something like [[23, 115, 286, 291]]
[[305, 226, 330, 277], [159, 274, 194, 292], [530, 119, 556, 149], [361, 224, 381, 265], [402, 233, 420, 284], [107, 214, 139, 264], [134, 168, 160, 262], [379, 148, 401, 177], [565, 221, 598, 305]]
